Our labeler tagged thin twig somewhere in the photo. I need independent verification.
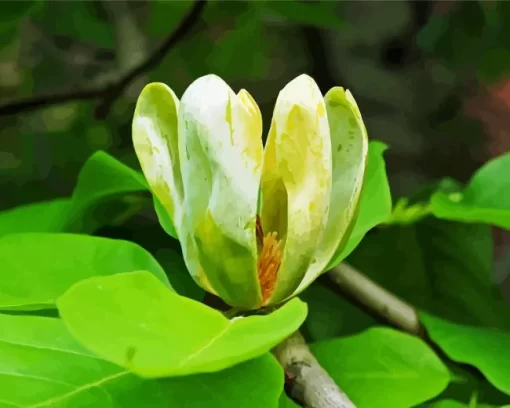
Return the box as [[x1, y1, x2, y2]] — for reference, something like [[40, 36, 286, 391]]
[[328, 263, 423, 336], [273, 331, 356, 408], [0, 0, 206, 118]]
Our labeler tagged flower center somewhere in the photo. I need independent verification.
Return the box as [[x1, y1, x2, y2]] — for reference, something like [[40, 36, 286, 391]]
[[256, 215, 282, 305]]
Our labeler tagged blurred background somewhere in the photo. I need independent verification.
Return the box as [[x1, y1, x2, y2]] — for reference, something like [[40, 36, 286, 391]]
[[1, 0, 509, 293]]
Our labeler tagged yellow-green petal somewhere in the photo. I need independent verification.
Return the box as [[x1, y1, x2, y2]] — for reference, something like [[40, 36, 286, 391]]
[[178, 74, 263, 308], [293, 87, 368, 297], [132, 82, 184, 237], [261, 74, 332, 305]]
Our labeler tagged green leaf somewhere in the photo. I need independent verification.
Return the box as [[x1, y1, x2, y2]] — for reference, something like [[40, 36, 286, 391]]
[[72, 151, 177, 236], [0, 313, 284, 408], [422, 313, 510, 397], [261, 0, 346, 29], [431, 153, 510, 229], [0, 233, 170, 311], [67, 151, 148, 230], [58, 271, 307, 378], [348, 218, 510, 329], [328, 141, 392, 267], [427, 363, 510, 408], [0, 198, 70, 237], [311, 327, 450, 408]]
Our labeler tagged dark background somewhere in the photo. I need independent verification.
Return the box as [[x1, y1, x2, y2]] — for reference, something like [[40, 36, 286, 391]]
[[1, 0, 509, 290]]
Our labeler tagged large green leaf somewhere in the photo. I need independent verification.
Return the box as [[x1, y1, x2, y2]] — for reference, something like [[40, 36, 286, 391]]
[[431, 153, 510, 229], [71, 151, 176, 237], [0, 313, 284, 408], [328, 141, 392, 268], [422, 313, 510, 397], [0, 233, 169, 311], [58, 271, 307, 378], [311, 327, 450, 408], [67, 151, 149, 232], [348, 218, 510, 329]]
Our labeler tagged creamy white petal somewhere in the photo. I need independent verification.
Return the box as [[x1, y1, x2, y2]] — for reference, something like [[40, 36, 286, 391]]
[[292, 87, 368, 297], [260, 74, 332, 304], [178, 74, 264, 308]]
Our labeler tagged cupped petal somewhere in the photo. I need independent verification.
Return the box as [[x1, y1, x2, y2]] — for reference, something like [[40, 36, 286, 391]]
[[178, 74, 264, 308], [292, 87, 368, 297], [260, 74, 332, 305], [132, 82, 184, 237]]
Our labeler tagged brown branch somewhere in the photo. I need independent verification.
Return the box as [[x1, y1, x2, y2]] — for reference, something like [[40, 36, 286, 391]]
[[328, 263, 423, 336], [273, 331, 356, 408], [0, 0, 206, 118]]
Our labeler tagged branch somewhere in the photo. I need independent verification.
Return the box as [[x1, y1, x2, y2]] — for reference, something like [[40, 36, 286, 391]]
[[328, 263, 423, 336], [0, 0, 206, 117], [273, 331, 356, 408]]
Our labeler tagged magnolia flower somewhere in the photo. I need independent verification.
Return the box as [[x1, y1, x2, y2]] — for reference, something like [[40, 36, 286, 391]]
[[132, 74, 367, 309]]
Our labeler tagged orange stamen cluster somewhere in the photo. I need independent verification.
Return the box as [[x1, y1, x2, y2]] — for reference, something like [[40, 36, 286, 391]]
[[256, 215, 283, 304]]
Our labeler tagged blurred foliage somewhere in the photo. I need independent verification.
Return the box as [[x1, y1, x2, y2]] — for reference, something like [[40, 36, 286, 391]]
[[3, 0, 508, 210]]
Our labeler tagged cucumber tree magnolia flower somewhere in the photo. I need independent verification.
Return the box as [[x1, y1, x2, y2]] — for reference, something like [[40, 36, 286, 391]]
[[132, 74, 367, 309]]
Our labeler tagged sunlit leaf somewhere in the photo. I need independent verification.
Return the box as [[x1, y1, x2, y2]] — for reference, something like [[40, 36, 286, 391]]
[[431, 153, 510, 229], [422, 313, 510, 397], [311, 327, 450, 408], [0, 313, 284, 408], [58, 271, 307, 377], [0, 233, 170, 311]]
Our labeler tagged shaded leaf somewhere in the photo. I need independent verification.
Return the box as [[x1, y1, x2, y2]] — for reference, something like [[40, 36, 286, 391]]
[[154, 248, 205, 301], [0, 313, 284, 408], [58, 271, 307, 377], [0, 151, 177, 237], [422, 313, 510, 397], [279, 393, 300, 408], [0, 233, 169, 311], [67, 151, 148, 231], [300, 282, 375, 342], [311, 327, 450, 408], [328, 141, 392, 267], [348, 218, 510, 329]]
